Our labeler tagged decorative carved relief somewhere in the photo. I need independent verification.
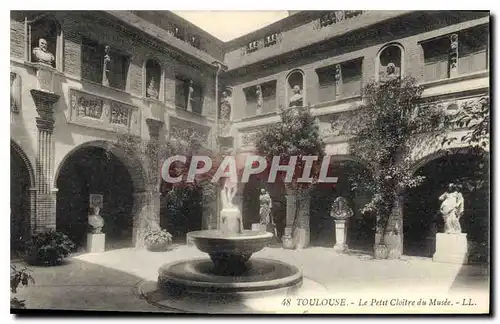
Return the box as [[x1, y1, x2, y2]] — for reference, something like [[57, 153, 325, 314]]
[[110, 102, 130, 126], [449, 34, 459, 77], [334, 64, 342, 98], [76, 95, 103, 119], [240, 132, 257, 146], [316, 10, 364, 29], [10, 73, 21, 114]]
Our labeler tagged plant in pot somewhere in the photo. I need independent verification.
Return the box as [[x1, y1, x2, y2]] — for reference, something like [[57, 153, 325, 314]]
[[144, 229, 173, 252], [25, 231, 75, 266]]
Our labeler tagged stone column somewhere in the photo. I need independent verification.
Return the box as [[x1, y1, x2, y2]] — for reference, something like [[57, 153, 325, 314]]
[[30, 89, 59, 232], [132, 191, 161, 248], [295, 188, 311, 249], [333, 219, 348, 252]]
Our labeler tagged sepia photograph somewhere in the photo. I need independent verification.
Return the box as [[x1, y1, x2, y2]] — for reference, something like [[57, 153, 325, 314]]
[[9, 8, 490, 315]]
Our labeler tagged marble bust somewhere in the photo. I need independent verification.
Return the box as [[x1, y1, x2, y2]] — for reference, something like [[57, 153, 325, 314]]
[[32, 38, 55, 67], [439, 183, 464, 234], [330, 197, 353, 220], [146, 77, 159, 99], [88, 207, 104, 234], [289, 85, 303, 107]]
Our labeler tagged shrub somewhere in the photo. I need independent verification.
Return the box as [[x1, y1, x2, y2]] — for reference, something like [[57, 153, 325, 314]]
[[144, 229, 173, 252], [25, 231, 75, 266], [10, 264, 35, 309]]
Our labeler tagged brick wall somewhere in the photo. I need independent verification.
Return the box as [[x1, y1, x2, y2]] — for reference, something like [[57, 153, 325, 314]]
[[10, 17, 24, 60]]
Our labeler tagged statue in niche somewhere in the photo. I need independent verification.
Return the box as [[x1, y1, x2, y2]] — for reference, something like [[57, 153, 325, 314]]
[[330, 196, 353, 220], [256, 85, 263, 114], [289, 85, 304, 108], [102, 45, 111, 87], [186, 80, 195, 112], [220, 90, 232, 120], [259, 189, 272, 225], [32, 38, 55, 67], [88, 206, 104, 234], [439, 183, 464, 234], [146, 77, 159, 100]]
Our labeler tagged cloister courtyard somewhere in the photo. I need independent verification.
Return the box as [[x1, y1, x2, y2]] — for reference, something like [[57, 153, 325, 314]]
[[11, 243, 489, 314]]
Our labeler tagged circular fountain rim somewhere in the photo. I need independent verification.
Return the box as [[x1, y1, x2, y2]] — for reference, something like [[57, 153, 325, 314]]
[[188, 229, 273, 241]]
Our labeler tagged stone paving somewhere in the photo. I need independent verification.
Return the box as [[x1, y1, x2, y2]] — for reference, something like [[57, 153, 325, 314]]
[[11, 245, 489, 313]]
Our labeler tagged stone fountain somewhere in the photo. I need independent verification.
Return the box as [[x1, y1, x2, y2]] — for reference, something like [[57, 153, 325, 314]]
[[156, 179, 303, 303]]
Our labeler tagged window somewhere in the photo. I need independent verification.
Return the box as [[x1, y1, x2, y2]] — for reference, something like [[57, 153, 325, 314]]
[[458, 25, 489, 75], [27, 14, 60, 68], [175, 75, 203, 114], [188, 34, 200, 49], [247, 41, 259, 53], [316, 66, 336, 103], [264, 33, 279, 47], [81, 38, 130, 90], [422, 37, 450, 82], [244, 81, 277, 117], [341, 59, 363, 97], [145, 59, 162, 100]]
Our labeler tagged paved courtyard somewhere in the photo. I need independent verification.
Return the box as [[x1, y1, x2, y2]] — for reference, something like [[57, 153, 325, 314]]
[[12, 245, 489, 313]]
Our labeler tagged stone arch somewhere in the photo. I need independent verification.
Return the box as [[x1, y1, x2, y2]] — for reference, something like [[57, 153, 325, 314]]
[[375, 42, 405, 82], [143, 57, 164, 100], [286, 69, 306, 107], [53, 140, 147, 192], [403, 145, 489, 259], [10, 140, 36, 188], [309, 154, 375, 249]]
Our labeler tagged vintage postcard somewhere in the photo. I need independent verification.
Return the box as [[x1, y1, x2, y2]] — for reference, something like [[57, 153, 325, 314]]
[[10, 10, 490, 315]]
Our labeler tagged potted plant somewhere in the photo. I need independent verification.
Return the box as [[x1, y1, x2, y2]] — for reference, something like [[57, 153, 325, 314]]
[[144, 229, 173, 252], [25, 231, 75, 266]]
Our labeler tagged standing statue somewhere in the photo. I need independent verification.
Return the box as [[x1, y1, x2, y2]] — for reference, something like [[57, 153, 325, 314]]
[[220, 91, 232, 120], [186, 80, 195, 112], [439, 183, 464, 234], [256, 85, 263, 114], [330, 196, 354, 220], [259, 189, 272, 225], [146, 77, 159, 99], [288, 85, 303, 108], [32, 38, 55, 67], [220, 177, 243, 235], [102, 45, 111, 87], [88, 206, 104, 234]]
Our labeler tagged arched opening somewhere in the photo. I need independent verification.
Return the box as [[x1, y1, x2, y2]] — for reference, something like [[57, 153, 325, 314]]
[[286, 70, 305, 108], [27, 14, 61, 68], [10, 143, 34, 257], [56, 146, 135, 251], [377, 44, 403, 82], [159, 186, 203, 243], [404, 151, 489, 261], [242, 176, 286, 238], [145, 59, 162, 100], [309, 160, 374, 251]]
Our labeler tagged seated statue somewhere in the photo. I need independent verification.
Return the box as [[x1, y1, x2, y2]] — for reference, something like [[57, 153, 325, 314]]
[[289, 85, 303, 107], [32, 38, 55, 67], [88, 207, 104, 234]]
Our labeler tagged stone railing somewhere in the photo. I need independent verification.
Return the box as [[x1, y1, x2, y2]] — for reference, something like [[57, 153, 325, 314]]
[[68, 88, 141, 135], [313, 10, 364, 29]]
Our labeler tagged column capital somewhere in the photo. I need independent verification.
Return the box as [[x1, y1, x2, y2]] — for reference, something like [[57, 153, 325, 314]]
[[31, 89, 60, 133], [145, 118, 164, 139]]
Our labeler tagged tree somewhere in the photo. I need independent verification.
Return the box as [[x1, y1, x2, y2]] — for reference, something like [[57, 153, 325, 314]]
[[254, 106, 326, 248], [348, 77, 448, 258]]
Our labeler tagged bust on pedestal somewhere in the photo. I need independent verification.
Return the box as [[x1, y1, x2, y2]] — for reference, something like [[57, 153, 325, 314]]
[[330, 197, 353, 252], [32, 38, 56, 92], [433, 183, 468, 264], [87, 206, 105, 253]]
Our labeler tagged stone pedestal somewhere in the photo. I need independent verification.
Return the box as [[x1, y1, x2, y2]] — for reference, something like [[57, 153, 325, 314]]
[[433, 233, 468, 264], [333, 219, 348, 252], [87, 233, 105, 253], [34, 64, 55, 93]]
